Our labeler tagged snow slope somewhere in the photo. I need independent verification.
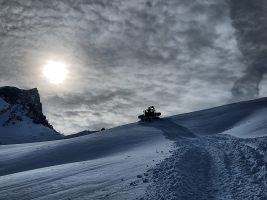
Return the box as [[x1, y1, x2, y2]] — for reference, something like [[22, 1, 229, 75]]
[[170, 97, 267, 138], [0, 98, 267, 199], [0, 98, 8, 110], [0, 123, 176, 199]]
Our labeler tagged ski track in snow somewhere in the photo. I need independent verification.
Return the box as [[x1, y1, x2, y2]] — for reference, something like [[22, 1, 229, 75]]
[[145, 135, 267, 200]]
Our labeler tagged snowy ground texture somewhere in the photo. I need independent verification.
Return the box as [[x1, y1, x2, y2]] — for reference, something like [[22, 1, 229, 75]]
[[1, 98, 267, 199], [145, 135, 267, 200]]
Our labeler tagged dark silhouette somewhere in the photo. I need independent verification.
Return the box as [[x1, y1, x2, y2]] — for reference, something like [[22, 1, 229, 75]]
[[138, 106, 161, 122]]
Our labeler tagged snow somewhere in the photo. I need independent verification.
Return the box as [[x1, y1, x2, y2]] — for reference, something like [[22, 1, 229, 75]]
[[0, 98, 267, 199], [222, 108, 267, 138], [170, 97, 267, 138], [0, 124, 175, 176], [0, 97, 61, 144], [145, 135, 267, 199], [0, 115, 60, 144], [0, 123, 175, 199], [0, 98, 8, 110]]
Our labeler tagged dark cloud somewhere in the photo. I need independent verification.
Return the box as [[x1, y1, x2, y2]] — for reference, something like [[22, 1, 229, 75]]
[[47, 89, 133, 107], [0, 0, 254, 134], [230, 0, 267, 100]]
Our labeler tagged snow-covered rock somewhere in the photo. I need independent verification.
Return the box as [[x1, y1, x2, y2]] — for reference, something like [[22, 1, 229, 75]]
[[0, 86, 62, 144]]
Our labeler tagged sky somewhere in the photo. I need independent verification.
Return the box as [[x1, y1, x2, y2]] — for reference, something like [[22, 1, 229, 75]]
[[0, 0, 266, 134]]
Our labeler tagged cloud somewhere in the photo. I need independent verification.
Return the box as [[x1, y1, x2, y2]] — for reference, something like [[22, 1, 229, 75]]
[[230, 0, 267, 100], [0, 0, 251, 134]]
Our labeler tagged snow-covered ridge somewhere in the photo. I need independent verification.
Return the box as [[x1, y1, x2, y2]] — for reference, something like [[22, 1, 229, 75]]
[[0, 86, 62, 144], [170, 97, 267, 138]]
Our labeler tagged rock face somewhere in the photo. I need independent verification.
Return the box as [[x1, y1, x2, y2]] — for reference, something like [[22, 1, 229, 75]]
[[0, 86, 52, 129], [0, 86, 62, 144]]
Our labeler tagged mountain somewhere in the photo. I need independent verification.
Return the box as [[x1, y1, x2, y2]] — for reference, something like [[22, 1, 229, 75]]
[[0, 86, 62, 144], [0, 97, 266, 199]]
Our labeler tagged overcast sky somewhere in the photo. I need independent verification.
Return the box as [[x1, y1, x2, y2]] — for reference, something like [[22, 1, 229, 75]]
[[0, 0, 266, 134]]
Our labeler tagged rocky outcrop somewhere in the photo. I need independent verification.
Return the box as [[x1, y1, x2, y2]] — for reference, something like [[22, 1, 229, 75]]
[[0, 86, 53, 129]]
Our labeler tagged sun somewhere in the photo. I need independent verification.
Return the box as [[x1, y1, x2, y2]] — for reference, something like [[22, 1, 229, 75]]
[[42, 60, 68, 84]]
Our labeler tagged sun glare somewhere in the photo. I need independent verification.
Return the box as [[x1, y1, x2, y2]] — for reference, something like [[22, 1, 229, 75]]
[[42, 60, 68, 84]]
